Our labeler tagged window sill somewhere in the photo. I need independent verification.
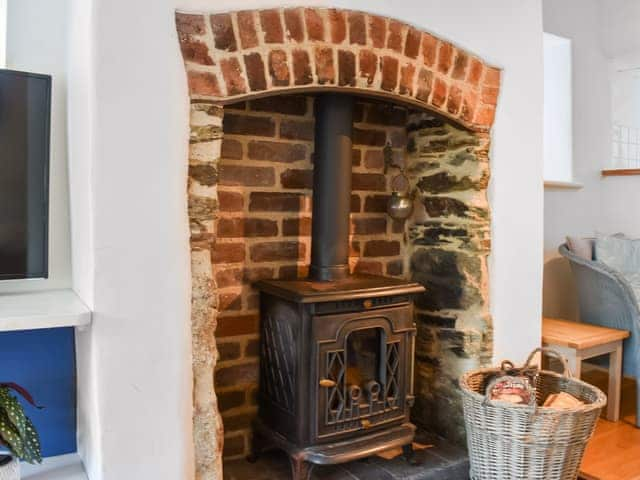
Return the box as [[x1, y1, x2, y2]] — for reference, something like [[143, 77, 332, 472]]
[[544, 180, 584, 190], [22, 453, 88, 480], [602, 168, 640, 177], [0, 289, 91, 332]]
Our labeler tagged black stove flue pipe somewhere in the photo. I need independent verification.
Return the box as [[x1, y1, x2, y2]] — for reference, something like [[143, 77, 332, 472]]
[[309, 94, 354, 282]]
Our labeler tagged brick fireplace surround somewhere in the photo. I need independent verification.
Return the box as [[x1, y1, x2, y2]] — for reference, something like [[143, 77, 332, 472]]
[[176, 8, 499, 479]]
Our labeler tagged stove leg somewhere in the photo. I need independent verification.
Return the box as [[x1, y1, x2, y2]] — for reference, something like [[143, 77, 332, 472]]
[[289, 456, 312, 480], [403, 443, 420, 466], [247, 429, 267, 463]]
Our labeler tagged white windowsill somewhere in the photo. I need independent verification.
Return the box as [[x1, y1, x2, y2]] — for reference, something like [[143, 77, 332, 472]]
[[22, 453, 88, 480], [544, 180, 584, 190], [0, 289, 91, 332]]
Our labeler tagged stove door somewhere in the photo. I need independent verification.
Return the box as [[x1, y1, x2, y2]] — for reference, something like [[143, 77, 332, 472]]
[[312, 305, 414, 442]]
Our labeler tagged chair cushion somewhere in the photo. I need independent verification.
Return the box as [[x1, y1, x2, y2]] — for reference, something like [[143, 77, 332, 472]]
[[566, 236, 594, 260], [595, 234, 640, 300]]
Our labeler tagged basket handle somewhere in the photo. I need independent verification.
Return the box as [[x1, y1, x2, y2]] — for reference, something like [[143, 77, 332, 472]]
[[523, 347, 572, 378]]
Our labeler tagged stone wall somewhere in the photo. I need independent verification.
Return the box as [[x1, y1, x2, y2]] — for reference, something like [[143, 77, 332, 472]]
[[406, 113, 492, 445], [215, 95, 410, 459]]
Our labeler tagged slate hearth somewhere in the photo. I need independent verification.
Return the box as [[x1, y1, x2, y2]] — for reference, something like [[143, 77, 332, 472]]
[[223, 431, 469, 480]]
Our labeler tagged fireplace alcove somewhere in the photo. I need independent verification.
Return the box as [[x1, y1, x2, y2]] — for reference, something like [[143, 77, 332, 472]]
[[176, 8, 499, 479]]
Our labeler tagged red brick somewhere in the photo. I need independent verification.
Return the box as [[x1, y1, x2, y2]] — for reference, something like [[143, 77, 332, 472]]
[[281, 169, 313, 189], [348, 12, 366, 45], [364, 150, 384, 169], [223, 114, 275, 136], [243, 53, 267, 91], [399, 63, 415, 96], [338, 50, 356, 87], [187, 71, 221, 96], [284, 8, 304, 42], [245, 338, 260, 358], [475, 105, 496, 127], [416, 68, 433, 102], [216, 268, 242, 288], [437, 42, 453, 74], [352, 217, 386, 234], [328, 9, 346, 43], [222, 410, 256, 432], [359, 50, 377, 86], [220, 57, 247, 95], [461, 90, 478, 123], [218, 218, 278, 238], [353, 127, 386, 146], [280, 119, 314, 141], [250, 95, 308, 115], [364, 194, 390, 213], [481, 86, 499, 106], [249, 192, 307, 211], [352, 149, 362, 166], [368, 15, 386, 48], [218, 390, 245, 412], [219, 292, 241, 311], [248, 140, 307, 163], [351, 194, 361, 213], [250, 241, 306, 262], [260, 9, 284, 43], [389, 129, 407, 148], [210, 13, 237, 51], [212, 242, 245, 263], [431, 77, 448, 108], [452, 50, 468, 80], [218, 190, 244, 211], [392, 219, 404, 233], [222, 433, 245, 457], [283, 217, 311, 236], [268, 50, 290, 86], [179, 38, 213, 65], [292, 49, 313, 85], [219, 165, 275, 186], [175, 13, 206, 35], [279, 264, 309, 279], [467, 58, 483, 86], [350, 241, 361, 257], [404, 28, 421, 59], [353, 260, 383, 275], [447, 85, 463, 115], [217, 314, 259, 337], [484, 67, 501, 88], [352, 173, 386, 191], [304, 8, 325, 41], [221, 138, 242, 159], [244, 267, 274, 282], [387, 20, 404, 53], [315, 47, 335, 84], [216, 362, 259, 388], [237, 11, 259, 49], [386, 259, 404, 276], [421, 33, 438, 67], [364, 240, 400, 257], [366, 104, 408, 126], [380, 56, 399, 92], [217, 341, 241, 361]]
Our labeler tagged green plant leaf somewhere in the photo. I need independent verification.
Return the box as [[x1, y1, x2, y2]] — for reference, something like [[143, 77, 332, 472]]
[[21, 417, 41, 464], [0, 387, 28, 438], [0, 410, 24, 460]]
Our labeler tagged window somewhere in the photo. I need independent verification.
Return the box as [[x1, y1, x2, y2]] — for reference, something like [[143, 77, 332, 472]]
[[543, 33, 578, 187], [610, 68, 640, 170]]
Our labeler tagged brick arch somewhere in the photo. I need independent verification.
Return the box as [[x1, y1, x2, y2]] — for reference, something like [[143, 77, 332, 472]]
[[176, 7, 500, 132]]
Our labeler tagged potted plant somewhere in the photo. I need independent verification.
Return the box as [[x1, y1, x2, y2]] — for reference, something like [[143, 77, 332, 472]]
[[0, 383, 42, 480]]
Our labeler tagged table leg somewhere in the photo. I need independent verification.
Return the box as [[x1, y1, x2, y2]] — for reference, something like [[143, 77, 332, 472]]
[[607, 342, 622, 422], [565, 350, 582, 379]]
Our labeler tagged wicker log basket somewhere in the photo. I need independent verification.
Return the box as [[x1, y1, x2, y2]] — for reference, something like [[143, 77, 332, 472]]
[[460, 347, 607, 480]]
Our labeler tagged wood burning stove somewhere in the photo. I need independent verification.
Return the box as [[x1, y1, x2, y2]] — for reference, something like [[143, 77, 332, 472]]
[[252, 94, 425, 479]]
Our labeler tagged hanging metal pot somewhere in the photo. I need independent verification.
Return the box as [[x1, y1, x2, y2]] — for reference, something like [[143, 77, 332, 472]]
[[387, 172, 414, 220]]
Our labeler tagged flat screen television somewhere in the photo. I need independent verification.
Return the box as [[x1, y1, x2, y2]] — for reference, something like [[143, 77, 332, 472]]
[[0, 69, 51, 280]]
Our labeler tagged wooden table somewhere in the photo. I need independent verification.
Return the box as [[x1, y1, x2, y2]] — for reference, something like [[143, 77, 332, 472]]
[[542, 317, 630, 422]]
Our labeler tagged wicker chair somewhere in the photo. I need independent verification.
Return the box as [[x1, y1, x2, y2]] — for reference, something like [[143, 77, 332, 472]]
[[559, 243, 640, 427]]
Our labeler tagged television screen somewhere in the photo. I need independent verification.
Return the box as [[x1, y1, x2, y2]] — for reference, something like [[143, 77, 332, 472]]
[[0, 69, 51, 280]]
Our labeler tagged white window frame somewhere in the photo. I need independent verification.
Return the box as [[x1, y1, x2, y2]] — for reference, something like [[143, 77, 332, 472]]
[[543, 32, 582, 189]]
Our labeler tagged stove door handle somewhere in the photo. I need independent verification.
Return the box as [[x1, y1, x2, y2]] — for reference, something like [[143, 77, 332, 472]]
[[319, 378, 337, 388]]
